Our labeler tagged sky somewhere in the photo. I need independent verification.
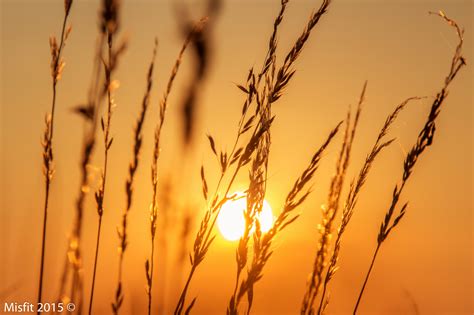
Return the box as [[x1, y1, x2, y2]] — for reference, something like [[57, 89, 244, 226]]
[[1, 0, 473, 314]]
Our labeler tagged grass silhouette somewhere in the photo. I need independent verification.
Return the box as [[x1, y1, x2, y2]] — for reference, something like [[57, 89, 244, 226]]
[[27, 1, 468, 314]]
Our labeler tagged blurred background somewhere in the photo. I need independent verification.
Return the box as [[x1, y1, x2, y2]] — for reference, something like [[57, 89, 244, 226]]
[[1, 0, 472, 314]]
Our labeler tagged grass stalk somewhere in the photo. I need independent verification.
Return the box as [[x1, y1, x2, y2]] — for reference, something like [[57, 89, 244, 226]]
[[176, 2, 333, 313], [144, 20, 207, 315], [227, 2, 289, 311], [57, 1, 124, 311], [175, 1, 220, 146], [38, 1, 73, 312], [301, 83, 365, 315], [353, 11, 465, 314], [353, 243, 380, 314], [112, 40, 157, 315], [88, 30, 116, 315], [316, 96, 422, 315]]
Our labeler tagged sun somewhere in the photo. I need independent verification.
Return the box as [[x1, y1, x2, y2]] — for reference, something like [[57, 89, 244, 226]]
[[217, 193, 274, 241]]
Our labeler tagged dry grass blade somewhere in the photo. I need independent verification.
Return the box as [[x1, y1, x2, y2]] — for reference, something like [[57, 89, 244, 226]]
[[37, 2, 73, 311], [316, 96, 422, 314], [112, 39, 157, 315], [301, 83, 365, 315], [353, 11, 466, 314]]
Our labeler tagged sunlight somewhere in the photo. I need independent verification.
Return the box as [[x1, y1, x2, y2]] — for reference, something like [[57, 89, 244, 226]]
[[217, 193, 274, 241]]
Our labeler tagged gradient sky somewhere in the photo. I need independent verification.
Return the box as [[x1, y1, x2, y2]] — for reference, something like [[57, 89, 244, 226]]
[[1, 0, 473, 314]]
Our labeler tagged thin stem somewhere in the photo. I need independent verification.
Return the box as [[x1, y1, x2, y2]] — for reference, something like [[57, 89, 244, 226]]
[[148, 237, 156, 315], [68, 33, 107, 312], [353, 243, 380, 315], [37, 180, 50, 314], [113, 41, 156, 314], [88, 215, 102, 315], [316, 279, 328, 315]]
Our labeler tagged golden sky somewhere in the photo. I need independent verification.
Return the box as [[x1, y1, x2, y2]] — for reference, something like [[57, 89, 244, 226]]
[[1, 0, 473, 314]]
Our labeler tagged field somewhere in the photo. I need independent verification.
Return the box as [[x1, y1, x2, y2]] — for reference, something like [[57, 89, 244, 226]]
[[0, 0, 472, 314]]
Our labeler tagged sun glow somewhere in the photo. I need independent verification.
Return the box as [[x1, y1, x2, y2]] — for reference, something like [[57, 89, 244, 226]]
[[217, 194, 274, 241]]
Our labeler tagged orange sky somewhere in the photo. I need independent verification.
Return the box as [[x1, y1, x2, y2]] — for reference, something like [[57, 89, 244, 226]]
[[1, 0, 473, 314]]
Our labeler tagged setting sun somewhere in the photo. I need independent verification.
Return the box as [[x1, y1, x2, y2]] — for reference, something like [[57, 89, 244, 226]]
[[217, 194, 274, 241]]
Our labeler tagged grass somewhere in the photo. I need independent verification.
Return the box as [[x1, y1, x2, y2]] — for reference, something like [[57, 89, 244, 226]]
[[37, 1, 72, 312], [301, 83, 364, 315], [146, 19, 204, 314], [88, 18, 118, 315], [112, 38, 157, 315], [316, 95, 423, 315], [353, 11, 466, 314], [27, 0, 467, 314], [57, 0, 126, 311]]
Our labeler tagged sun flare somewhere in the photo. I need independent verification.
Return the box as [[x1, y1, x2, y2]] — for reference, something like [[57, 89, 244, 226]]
[[217, 194, 274, 241]]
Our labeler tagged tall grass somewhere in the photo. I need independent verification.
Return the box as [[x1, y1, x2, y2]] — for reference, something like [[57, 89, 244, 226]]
[[57, 0, 125, 311], [145, 19, 205, 315], [228, 1, 288, 311], [316, 96, 422, 314], [230, 123, 341, 315], [112, 40, 157, 315], [27, 1, 467, 314], [38, 1, 73, 312], [88, 19, 119, 315], [175, 1, 333, 313], [353, 11, 466, 314], [227, 1, 341, 312]]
